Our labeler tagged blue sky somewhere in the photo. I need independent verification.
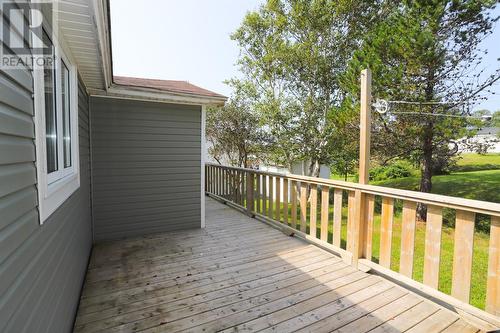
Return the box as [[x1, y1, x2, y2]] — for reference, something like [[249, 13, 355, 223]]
[[110, 1, 500, 112]]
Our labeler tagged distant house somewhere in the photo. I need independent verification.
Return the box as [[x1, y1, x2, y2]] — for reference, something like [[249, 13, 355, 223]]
[[458, 127, 500, 153], [259, 161, 331, 202]]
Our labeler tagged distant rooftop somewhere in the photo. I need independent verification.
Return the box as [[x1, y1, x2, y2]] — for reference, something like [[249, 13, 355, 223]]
[[476, 127, 499, 136], [113, 76, 227, 100]]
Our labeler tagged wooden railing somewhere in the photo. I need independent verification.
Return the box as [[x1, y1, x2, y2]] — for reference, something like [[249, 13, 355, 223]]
[[205, 163, 500, 326]]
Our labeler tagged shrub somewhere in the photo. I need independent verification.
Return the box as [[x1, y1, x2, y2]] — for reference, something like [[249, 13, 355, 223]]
[[369, 161, 414, 181]]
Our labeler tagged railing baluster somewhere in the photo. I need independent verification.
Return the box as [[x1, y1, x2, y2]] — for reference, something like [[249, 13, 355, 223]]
[[220, 168, 226, 198], [364, 194, 375, 260], [423, 205, 443, 289], [347, 191, 356, 252], [255, 173, 261, 214], [310, 184, 317, 237], [486, 216, 500, 315], [231, 169, 236, 202], [240, 170, 244, 207], [210, 166, 213, 194], [215, 167, 221, 196], [210, 165, 213, 194], [204, 165, 208, 193], [268, 176, 274, 218], [451, 210, 475, 303], [400, 200, 417, 278], [333, 189, 342, 247], [300, 182, 308, 233], [212, 166, 216, 194], [320, 186, 329, 241], [263, 175, 268, 214], [206, 165, 209, 193], [239, 170, 243, 206], [379, 197, 394, 268], [246, 171, 254, 215], [225, 169, 229, 199], [283, 178, 289, 225], [235, 170, 238, 204], [291, 180, 297, 229], [275, 177, 281, 222]]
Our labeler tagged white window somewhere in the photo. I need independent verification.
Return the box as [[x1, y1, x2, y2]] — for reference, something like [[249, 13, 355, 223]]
[[33, 27, 80, 224]]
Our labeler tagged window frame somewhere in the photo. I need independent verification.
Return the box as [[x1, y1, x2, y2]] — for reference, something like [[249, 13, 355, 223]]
[[33, 25, 80, 224]]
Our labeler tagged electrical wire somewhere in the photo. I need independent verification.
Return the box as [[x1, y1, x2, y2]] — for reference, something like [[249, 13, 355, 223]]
[[372, 98, 490, 120]]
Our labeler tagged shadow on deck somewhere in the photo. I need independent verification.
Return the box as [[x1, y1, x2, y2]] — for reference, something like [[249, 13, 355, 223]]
[[73, 198, 481, 333]]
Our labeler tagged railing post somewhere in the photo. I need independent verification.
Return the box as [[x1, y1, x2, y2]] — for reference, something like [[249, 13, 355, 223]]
[[351, 68, 372, 267], [246, 171, 255, 217], [486, 216, 500, 315]]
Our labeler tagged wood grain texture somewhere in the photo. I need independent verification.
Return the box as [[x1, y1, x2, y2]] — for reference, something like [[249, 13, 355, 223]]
[[486, 216, 500, 315], [379, 197, 394, 268], [300, 182, 307, 233], [262, 174, 267, 215], [451, 210, 475, 302], [400, 201, 417, 278], [320, 187, 329, 242], [268, 176, 274, 218], [73, 197, 478, 333], [309, 185, 317, 237], [246, 172, 254, 214], [283, 179, 288, 225], [364, 194, 375, 260], [291, 181, 297, 229], [255, 173, 261, 214], [423, 205, 443, 289], [347, 191, 356, 253], [333, 189, 343, 247], [358, 68, 371, 185], [275, 177, 281, 222]]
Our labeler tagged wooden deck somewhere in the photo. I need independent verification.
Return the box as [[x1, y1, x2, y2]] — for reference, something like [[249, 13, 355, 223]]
[[73, 198, 482, 333]]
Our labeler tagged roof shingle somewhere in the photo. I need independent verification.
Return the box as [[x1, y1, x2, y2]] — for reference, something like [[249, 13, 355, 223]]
[[113, 76, 227, 99]]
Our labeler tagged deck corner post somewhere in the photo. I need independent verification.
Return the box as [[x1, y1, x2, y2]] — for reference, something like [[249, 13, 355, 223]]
[[351, 68, 372, 268]]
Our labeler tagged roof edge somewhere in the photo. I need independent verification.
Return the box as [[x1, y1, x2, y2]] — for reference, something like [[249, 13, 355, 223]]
[[88, 85, 227, 106]]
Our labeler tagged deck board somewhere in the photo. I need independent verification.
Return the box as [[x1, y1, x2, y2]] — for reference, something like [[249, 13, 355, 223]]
[[74, 198, 481, 333]]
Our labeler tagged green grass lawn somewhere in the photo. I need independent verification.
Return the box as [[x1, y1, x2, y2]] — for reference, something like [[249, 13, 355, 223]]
[[372, 169, 500, 203], [455, 153, 500, 172]]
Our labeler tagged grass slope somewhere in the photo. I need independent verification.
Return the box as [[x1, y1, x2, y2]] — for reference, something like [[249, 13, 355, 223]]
[[372, 169, 500, 203]]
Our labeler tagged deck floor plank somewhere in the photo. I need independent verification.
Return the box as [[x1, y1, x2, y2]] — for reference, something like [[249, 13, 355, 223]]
[[73, 198, 483, 333]]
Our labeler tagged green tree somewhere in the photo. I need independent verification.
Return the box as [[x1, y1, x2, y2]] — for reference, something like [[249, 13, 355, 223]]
[[206, 81, 268, 168], [231, 0, 380, 176], [342, 0, 499, 217], [493, 110, 500, 128]]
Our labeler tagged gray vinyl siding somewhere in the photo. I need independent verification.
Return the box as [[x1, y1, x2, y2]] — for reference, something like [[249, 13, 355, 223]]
[[90, 97, 201, 241], [0, 36, 92, 332]]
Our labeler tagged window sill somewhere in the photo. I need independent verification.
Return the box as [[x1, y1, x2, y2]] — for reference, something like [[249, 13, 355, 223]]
[[39, 172, 80, 224]]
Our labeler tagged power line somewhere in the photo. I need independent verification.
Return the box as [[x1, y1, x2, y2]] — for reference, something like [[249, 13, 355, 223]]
[[372, 99, 492, 120]]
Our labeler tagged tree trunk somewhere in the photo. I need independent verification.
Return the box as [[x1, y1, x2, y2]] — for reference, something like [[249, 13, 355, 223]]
[[417, 123, 434, 220], [417, 68, 437, 221], [307, 160, 321, 178]]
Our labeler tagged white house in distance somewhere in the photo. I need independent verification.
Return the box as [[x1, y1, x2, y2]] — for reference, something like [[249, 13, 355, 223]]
[[458, 127, 500, 153], [260, 161, 331, 203]]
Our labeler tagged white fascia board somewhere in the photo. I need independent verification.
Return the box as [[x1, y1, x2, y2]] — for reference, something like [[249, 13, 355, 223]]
[[88, 86, 227, 106], [91, 0, 113, 89]]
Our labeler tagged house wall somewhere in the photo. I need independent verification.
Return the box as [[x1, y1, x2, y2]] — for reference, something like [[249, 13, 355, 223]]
[[90, 97, 202, 241], [458, 134, 500, 153], [0, 61, 92, 333]]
